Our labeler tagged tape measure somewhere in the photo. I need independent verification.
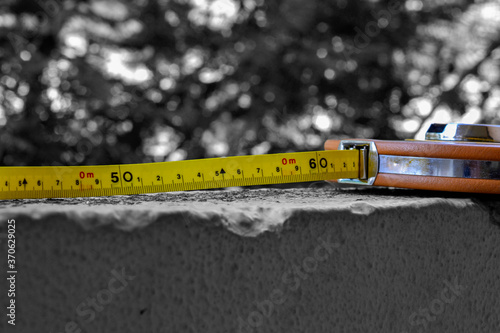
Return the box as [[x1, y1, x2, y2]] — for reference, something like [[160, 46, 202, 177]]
[[2, 123, 500, 199], [0, 150, 359, 200]]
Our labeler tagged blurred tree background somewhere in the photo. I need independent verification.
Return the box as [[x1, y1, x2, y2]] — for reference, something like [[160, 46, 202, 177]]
[[1, 0, 500, 166]]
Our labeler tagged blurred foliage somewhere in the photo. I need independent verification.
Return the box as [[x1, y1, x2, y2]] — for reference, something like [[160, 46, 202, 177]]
[[1, 0, 500, 166]]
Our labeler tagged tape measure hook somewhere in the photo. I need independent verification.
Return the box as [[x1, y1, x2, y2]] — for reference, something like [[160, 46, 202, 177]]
[[337, 140, 378, 186]]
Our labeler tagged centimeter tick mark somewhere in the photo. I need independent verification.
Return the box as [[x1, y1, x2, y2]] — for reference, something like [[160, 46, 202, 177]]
[[315, 151, 319, 174], [118, 165, 123, 188]]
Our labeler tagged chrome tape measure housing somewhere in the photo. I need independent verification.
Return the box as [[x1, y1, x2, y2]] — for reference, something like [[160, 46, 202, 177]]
[[337, 123, 500, 188], [379, 155, 500, 180]]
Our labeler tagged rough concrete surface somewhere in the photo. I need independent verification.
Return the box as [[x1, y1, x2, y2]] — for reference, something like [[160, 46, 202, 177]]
[[0, 186, 499, 333]]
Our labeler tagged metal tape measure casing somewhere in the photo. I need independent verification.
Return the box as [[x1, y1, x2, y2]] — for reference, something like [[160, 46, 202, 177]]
[[325, 123, 500, 194]]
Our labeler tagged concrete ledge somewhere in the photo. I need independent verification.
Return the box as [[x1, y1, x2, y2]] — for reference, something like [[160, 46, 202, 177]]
[[0, 188, 499, 332]]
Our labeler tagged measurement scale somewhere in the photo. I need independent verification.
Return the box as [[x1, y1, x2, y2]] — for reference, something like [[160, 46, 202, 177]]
[[0, 150, 359, 199], [1, 123, 499, 199]]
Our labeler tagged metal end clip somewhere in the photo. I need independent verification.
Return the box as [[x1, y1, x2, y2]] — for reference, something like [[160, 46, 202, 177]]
[[337, 140, 378, 186], [425, 123, 500, 142]]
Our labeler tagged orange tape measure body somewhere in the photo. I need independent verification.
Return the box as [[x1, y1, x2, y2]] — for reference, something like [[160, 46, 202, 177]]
[[325, 139, 500, 194]]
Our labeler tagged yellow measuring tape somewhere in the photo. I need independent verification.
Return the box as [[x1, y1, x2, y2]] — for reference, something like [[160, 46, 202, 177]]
[[0, 150, 359, 199]]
